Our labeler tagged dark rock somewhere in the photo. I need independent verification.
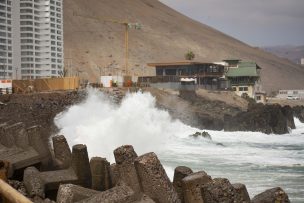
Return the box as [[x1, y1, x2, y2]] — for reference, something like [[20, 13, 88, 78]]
[[292, 105, 304, 123], [189, 131, 212, 140], [8, 180, 28, 197], [194, 113, 224, 131], [232, 183, 251, 202], [224, 104, 290, 134], [251, 187, 290, 203], [179, 90, 197, 101], [281, 106, 295, 129]]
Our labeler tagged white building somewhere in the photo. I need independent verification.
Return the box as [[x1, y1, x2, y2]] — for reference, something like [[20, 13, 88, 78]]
[[1, 0, 63, 79], [277, 90, 304, 100], [0, 0, 13, 79], [301, 58, 304, 66]]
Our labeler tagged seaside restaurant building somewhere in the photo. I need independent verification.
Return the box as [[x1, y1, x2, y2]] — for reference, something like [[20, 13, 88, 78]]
[[144, 61, 227, 90]]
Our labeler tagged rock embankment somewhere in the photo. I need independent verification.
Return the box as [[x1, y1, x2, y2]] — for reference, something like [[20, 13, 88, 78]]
[[176, 89, 303, 134], [0, 91, 85, 143], [0, 134, 291, 203], [224, 104, 296, 134]]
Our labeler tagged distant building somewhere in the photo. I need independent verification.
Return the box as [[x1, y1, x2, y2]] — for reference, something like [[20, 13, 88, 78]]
[[225, 61, 263, 100], [223, 59, 242, 68], [0, 0, 64, 79], [145, 61, 227, 90], [277, 90, 304, 100], [0, 0, 13, 79], [301, 58, 304, 65]]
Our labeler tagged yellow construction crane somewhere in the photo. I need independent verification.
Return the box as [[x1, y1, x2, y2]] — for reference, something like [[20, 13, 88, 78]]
[[73, 12, 141, 76]]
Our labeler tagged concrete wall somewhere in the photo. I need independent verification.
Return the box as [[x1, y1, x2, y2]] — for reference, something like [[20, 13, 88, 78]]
[[13, 77, 80, 92]]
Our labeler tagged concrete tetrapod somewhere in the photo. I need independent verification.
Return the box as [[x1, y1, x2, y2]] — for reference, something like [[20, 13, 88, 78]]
[[23, 144, 92, 198], [173, 166, 193, 203], [134, 152, 181, 203], [113, 145, 141, 196]]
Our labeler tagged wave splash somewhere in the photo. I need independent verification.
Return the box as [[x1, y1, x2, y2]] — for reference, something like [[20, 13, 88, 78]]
[[54, 88, 196, 161], [54, 89, 304, 202]]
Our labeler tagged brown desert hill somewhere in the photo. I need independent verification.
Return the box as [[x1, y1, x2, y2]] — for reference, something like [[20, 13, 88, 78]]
[[63, 0, 304, 92]]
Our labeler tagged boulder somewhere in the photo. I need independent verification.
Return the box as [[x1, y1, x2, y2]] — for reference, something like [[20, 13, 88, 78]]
[[293, 105, 304, 123], [189, 131, 212, 140], [232, 183, 251, 202], [251, 187, 290, 203]]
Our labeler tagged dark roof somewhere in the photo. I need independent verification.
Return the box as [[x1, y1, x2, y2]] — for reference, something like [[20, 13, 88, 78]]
[[223, 59, 241, 62], [147, 61, 219, 67]]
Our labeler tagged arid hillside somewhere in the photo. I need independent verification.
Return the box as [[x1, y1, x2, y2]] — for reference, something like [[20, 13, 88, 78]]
[[262, 45, 304, 64], [63, 0, 304, 92]]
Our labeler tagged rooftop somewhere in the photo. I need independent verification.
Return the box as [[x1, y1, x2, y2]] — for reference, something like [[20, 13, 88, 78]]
[[147, 61, 220, 67], [226, 61, 262, 77]]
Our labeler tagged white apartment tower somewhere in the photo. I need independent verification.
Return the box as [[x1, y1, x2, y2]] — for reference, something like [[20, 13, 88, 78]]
[[1, 0, 63, 79], [0, 0, 13, 79]]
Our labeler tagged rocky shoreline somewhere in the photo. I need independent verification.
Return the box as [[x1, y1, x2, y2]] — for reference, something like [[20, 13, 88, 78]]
[[0, 88, 303, 202], [177, 89, 304, 134], [1, 135, 292, 203]]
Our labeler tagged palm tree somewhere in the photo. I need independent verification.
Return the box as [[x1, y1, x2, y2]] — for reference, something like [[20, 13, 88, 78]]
[[185, 50, 195, 60]]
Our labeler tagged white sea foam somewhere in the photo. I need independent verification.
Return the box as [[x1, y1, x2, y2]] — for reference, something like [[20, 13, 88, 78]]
[[54, 89, 304, 202]]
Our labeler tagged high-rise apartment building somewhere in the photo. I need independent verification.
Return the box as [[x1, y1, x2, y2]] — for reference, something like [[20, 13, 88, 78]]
[[1, 0, 63, 79], [0, 0, 13, 79]]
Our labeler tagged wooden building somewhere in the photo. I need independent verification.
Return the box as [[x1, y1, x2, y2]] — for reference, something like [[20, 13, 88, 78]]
[[145, 61, 227, 89]]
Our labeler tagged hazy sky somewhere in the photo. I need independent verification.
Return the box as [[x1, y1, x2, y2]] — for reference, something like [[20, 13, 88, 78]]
[[159, 0, 304, 47]]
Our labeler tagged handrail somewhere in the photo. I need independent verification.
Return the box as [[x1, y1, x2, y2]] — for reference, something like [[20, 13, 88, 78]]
[[0, 179, 33, 203]]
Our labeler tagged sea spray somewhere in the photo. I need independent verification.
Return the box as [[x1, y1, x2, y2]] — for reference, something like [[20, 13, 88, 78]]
[[55, 89, 304, 202], [54, 88, 197, 161]]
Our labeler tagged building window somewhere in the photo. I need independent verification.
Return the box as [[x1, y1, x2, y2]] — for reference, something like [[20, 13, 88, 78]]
[[256, 96, 261, 101], [239, 86, 248, 91], [293, 91, 298, 95], [232, 87, 236, 91]]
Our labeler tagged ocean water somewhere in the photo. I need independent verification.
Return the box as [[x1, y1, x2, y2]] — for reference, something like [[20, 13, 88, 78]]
[[54, 89, 304, 202]]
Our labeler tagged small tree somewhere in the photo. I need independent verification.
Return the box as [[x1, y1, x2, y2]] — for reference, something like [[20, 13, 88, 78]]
[[185, 50, 195, 61]]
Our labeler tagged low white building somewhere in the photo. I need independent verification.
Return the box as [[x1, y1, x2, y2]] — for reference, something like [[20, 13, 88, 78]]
[[277, 90, 304, 100], [0, 79, 12, 94], [301, 58, 304, 66]]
